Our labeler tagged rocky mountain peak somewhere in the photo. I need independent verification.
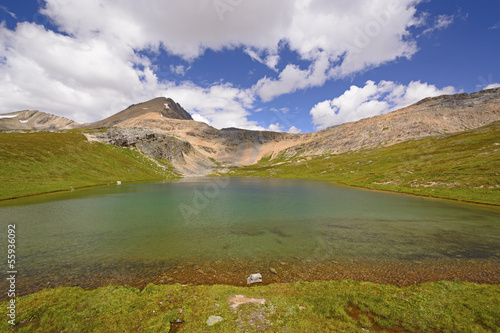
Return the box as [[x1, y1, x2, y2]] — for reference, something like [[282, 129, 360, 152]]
[[89, 97, 193, 128]]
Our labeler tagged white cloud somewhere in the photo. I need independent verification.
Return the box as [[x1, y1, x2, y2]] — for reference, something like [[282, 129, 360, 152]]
[[421, 14, 455, 35], [190, 112, 211, 125], [254, 50, 331, 102], [489, 22, 500, 30], [310, 80, 456, 130], [0, 22, 157, 122], [485, 83, 500, 89], [1, 0, 431, 127], [160, 82, 266, 130], [0, 5, 17, 19], [268, 123, 283, 132], [253, 0, 423, 100], [170, 65, 189, 76], [41, 0, 424, 101], [287, 126, 302, 134], [244, 47, 280, 71]]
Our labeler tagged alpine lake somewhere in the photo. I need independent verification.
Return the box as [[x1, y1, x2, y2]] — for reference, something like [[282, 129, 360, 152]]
[[1, 177, 499, 298]]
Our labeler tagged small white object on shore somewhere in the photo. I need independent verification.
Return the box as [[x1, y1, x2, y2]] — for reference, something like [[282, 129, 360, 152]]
[[247, 273, 262, 284], [117, 181, 121, 185]]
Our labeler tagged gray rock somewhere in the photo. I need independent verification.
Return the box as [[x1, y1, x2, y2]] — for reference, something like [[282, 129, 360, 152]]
[[91, 128, 193, 162], [247, 273, 262, 284]]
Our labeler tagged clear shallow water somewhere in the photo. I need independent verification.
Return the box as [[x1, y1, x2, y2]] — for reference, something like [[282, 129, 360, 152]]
[[1, 177, 499, 292]]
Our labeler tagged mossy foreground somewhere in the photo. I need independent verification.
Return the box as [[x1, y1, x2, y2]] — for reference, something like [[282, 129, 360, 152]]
[[0, 131, 178, 200], [2, 280, 498, 332], [220, 122, 500, 205]]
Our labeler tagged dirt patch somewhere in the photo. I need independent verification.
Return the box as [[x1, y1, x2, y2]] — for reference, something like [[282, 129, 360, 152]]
[[228, 295, 266, 310]]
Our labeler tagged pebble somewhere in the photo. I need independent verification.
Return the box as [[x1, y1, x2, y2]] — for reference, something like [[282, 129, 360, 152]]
[[270, 267, 278, 274]]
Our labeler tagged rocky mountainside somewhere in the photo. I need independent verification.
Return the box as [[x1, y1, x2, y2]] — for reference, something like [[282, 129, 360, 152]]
[[89, 99, 305, 171], [1, 87, 499, 176], [285, 87, 500, 156], [0, 110, 79, 130]]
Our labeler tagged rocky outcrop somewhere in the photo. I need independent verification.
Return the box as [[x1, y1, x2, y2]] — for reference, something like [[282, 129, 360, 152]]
[[87, 128, 214, 176], [89, 128, 193, 162]]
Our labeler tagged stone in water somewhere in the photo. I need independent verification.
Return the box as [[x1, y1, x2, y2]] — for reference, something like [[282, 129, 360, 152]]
[[247, 273, 262, 284]]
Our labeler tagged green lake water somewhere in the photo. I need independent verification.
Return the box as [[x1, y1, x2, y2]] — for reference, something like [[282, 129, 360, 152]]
[[1, 177, 499, 292]]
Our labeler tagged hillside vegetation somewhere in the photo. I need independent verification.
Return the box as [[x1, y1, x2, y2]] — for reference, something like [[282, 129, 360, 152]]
[[217, 122, 500, 205], [0, 130, 179, 200]]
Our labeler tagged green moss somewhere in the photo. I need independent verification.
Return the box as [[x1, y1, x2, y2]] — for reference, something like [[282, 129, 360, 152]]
[[0, 131, 179, 200], [2, 280, 498, 332]]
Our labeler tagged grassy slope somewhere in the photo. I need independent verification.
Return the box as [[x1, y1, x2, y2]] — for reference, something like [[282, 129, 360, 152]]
[[2, 281, 498, 332], [0, 131, 179, 200], [219, 122, 500, 205]]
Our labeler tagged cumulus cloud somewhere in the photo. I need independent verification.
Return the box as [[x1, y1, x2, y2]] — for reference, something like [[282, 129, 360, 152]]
[[268, 123, 283, 132], [159, 81, 265, 130], [0, 0, 437, 128], [310, 80, 456, 130], [0, 22, 157, 122], [254, 0, 423, 100], [40, 0, 425, 101], [287, 126, 302, 134]]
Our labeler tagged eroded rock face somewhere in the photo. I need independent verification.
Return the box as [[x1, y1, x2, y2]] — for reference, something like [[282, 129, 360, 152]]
[[90, 128, 193, 162]]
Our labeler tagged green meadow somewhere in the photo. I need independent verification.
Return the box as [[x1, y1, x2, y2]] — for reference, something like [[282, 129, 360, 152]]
[[0, 130, 178, 200]]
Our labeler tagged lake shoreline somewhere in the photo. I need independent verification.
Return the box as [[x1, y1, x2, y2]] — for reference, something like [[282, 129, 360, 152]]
[[4, 257, 499, 302]]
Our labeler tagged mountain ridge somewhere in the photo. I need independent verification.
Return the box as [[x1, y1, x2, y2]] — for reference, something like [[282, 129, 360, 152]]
[[1, 87, 499, 176]]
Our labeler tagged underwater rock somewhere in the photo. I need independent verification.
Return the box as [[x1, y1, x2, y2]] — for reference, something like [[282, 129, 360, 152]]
[[247, 273, 262, 284]]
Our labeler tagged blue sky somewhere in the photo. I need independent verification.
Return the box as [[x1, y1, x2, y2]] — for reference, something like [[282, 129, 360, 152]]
[[0, 0, 499, 133]]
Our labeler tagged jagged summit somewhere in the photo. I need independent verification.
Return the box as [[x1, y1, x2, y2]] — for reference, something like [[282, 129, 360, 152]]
[[90, 97, 192, 128]]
